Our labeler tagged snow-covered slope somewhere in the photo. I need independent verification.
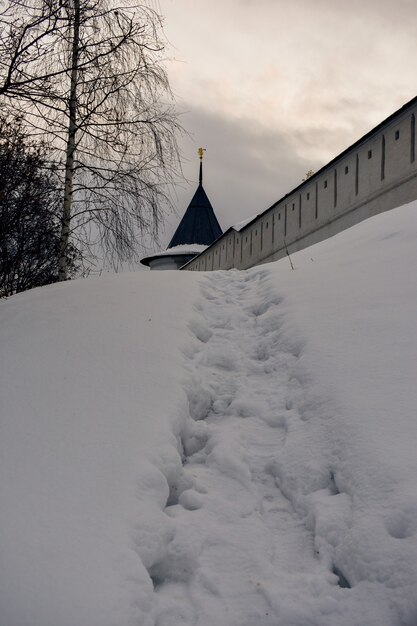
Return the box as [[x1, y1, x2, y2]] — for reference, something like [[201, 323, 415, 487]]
[[0, 272, 202, 626], [1, 202, 417, 625]]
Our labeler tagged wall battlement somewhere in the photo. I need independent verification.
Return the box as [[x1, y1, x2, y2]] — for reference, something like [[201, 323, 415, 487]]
[[183, 96, 417, 272]]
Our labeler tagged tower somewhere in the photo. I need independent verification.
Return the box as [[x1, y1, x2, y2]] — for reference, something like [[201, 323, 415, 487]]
[[141, 149, 222, 270]]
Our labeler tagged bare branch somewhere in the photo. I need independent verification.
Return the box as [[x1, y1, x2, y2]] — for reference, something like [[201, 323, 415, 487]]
[[0, 0, 182, 278]]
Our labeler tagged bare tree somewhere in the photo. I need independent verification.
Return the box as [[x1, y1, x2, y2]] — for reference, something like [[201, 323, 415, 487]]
[[302, 169, 314, 181], [0, 0, 181, 279], [0, 113, 79, 296]]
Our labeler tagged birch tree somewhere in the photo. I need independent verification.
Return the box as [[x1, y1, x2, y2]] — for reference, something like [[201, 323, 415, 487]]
[[0, 0, 180, 279]]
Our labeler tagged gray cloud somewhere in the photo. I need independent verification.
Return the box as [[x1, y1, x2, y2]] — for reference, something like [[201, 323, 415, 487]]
[[163, 90, 414, 249], [158, 105, 314, 248], [153, 0, 417, 250]]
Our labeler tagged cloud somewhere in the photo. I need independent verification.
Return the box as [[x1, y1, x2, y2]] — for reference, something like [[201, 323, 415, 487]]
[[155, 0, 417, 249], [162, 0, 417, 173], [158, 104, 313, 247]]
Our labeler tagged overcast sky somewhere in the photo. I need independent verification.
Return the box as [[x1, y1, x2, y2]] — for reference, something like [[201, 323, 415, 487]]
[[146, 0, 417, 249]]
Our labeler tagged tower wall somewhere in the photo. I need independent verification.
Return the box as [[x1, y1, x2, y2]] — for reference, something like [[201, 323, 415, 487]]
[[183, 98, 417, 272]]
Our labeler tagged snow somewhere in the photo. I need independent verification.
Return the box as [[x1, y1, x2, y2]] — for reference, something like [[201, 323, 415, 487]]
[[0, 272, 202, 626], [232, 214, 259, 231], [167, 244, 208, 253], [148, 244, 209, 257], [1, 201, 417, 625]]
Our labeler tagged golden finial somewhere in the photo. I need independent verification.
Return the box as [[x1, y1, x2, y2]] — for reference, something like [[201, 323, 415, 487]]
[[198, 148, 206, 184]]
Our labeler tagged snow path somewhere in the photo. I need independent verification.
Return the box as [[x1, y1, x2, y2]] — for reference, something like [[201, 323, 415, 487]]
[[148, 269, 395, 626], [2, 204, 417, 626]]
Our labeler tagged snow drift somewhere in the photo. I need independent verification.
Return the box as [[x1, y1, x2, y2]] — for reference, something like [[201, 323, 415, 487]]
[[1, 201, 417, 625]]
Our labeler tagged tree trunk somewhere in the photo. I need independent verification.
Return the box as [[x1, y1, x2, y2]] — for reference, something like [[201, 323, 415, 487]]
[[58, 0, 80, 282]]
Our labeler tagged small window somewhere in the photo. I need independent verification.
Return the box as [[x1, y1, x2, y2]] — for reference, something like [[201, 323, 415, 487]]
[[324, 180, 328, 188], [278, 213, 281, 220], [395, 130, 400, 140], [307, 192, 310, 200], [245, 236, 248, 243], [345, 166, 349, 174], [266, 222, 269, 229], [292, 203, 295, 210], [215, 250, 218, 255], [236, 238, 239, 244], [368, 150, 372, 159], [255, 229, 258, 236], [222, 244, 224, 249]]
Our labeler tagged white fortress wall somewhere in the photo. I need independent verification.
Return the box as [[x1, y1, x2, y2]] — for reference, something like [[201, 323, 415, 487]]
[[183, 97, 417, 272]]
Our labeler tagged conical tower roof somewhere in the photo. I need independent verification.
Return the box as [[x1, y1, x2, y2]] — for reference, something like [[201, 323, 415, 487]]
[[168, 150, 222, 248]]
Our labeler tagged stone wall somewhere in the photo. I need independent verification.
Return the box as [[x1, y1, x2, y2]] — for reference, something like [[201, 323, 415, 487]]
[[183, 97, 417, 272]]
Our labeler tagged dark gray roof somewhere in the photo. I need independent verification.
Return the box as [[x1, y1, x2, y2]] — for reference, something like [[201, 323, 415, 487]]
[[168, 162, 222, 248]]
